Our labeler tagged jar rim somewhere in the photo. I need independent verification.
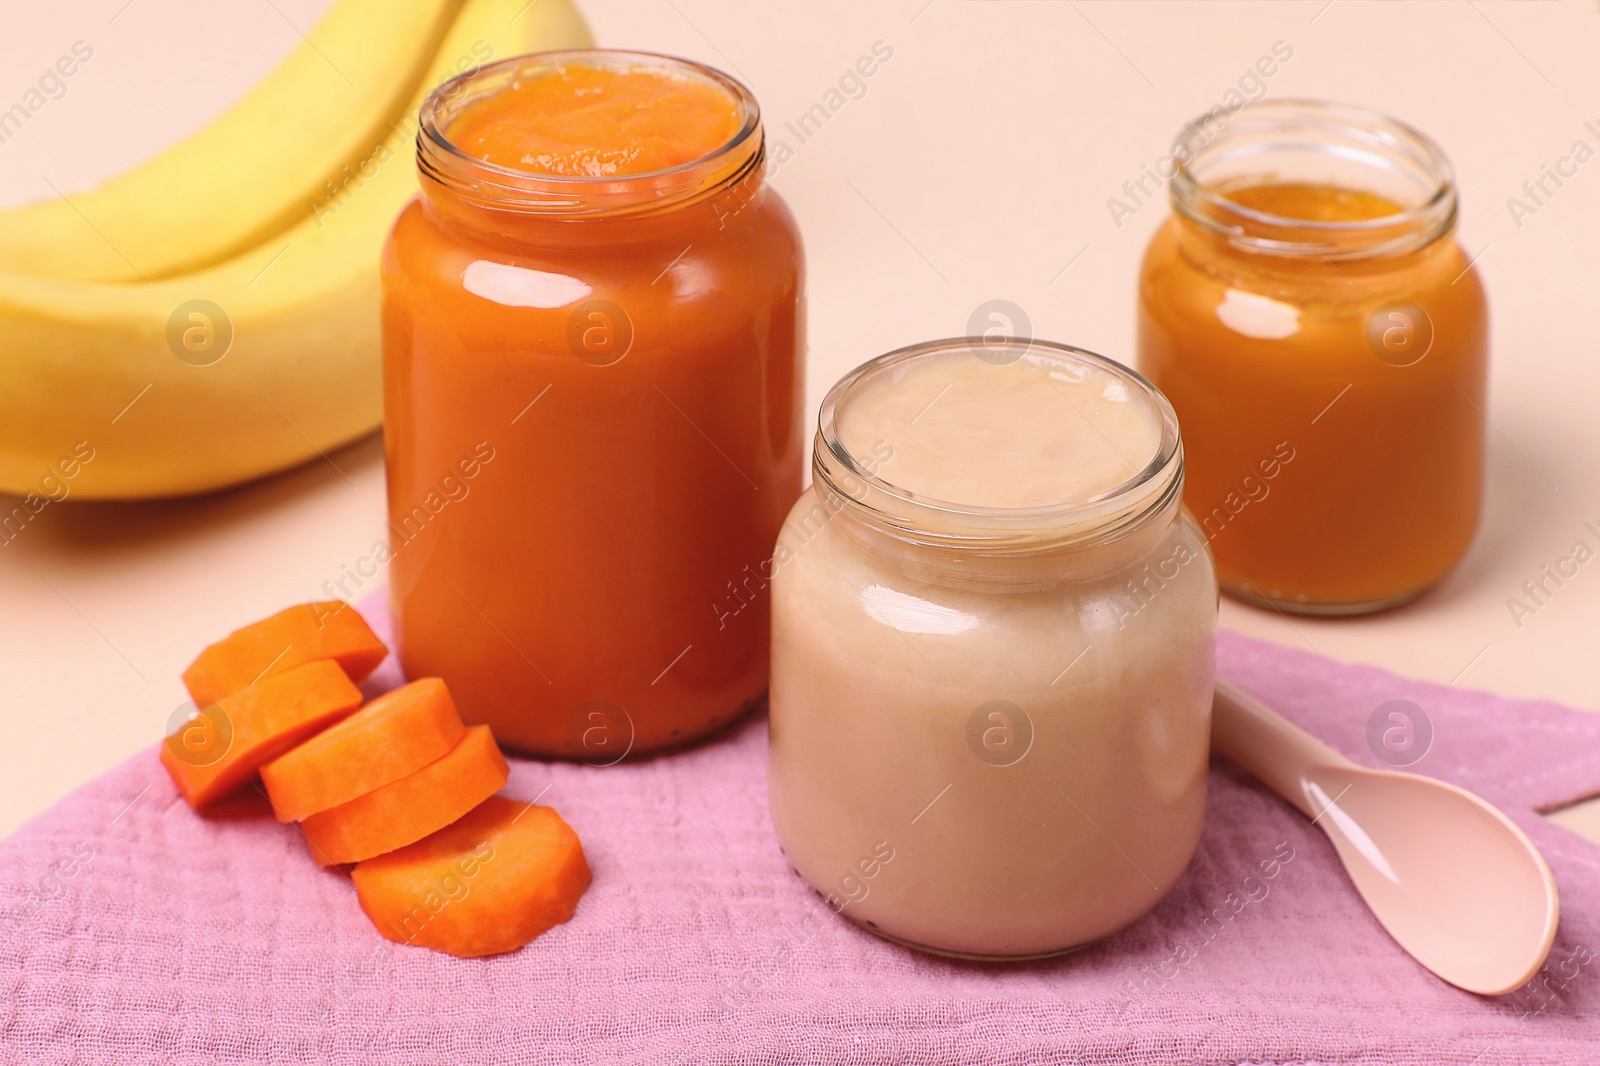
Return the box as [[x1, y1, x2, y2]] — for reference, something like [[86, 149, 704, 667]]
[[813, 337, 1185, 555], [1169, 98, 1458, 260], [417, 49, 763, 217]]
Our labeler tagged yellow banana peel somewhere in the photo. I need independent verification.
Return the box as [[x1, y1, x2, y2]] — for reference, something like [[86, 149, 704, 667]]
[[0, 0, 593, 501], [0, 0, 467, 283]]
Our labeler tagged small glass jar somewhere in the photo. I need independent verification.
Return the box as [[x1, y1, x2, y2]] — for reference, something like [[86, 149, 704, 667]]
[[382, 51, 804, 757], [1137, 99, 1488, 614], [767, 338, 1217, 959]]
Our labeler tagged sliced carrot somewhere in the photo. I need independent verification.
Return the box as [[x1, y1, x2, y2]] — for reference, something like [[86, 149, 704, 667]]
[[183, 601, 388, 707], [298, 725, 509, 865], [160, 660, 364, 809], [352, 796, 591, 957], [260, 678, 466, 822]]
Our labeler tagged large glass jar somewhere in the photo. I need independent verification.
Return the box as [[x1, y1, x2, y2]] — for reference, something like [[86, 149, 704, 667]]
[[767, 338, 1217, 959], [382, 52, 804, 757], [1138, 99, 1488, 614]]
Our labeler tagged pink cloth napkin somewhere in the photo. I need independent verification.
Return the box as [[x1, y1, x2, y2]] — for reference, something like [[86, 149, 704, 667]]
[[3, 589, 1599, 1065]]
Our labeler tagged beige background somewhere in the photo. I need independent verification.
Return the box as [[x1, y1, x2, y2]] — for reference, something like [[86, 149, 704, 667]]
[[2, 0, 1599, 839]]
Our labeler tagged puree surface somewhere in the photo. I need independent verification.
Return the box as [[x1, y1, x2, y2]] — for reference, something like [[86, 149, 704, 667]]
[[835, 350, 1163, 510], [445, 63, 743, 177], [1218, 181, 1404, 222]]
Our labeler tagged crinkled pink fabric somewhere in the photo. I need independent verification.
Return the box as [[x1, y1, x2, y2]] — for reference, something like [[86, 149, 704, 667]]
[[3, 588, 1599, 1064]]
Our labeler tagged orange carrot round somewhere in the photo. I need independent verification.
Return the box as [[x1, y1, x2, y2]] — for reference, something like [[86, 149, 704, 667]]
[[352, 796, 591, 957], [159, 660, 364, 809], [298, 725, 509, 865], [261, 677, 466, 822], [183, 601, 388, 707]]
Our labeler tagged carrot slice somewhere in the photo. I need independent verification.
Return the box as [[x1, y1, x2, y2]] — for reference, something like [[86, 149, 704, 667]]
[[260, 678, 466, 822], [160, 660, 364, 809], [352, 796, 591, 957], [183, 601, 388, 707], [298, 725, 509, 865]]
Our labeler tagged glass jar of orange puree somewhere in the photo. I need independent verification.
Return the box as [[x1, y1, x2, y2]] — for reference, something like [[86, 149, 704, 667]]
[[1138, 100, 1487, 613], [382, 51, 803, 757]]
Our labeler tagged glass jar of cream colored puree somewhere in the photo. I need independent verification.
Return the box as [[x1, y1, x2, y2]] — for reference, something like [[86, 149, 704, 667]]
[[768, 338, 1217, 959]]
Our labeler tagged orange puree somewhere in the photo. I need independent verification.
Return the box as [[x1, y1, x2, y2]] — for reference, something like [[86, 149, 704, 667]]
[[445, 64, 743, 176], [1139, 180, 1487, 611], [1220, 182, 1405, 223], [382, 53, 802, 757]]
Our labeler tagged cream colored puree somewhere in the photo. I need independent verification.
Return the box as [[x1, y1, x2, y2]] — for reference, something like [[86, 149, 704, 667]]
[[768, 348, 1216, 958], [841, 355, 1162, 507]]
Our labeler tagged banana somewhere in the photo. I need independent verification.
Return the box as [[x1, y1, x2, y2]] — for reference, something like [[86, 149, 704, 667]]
[[0, 0, 592, 500], [0, 0, 466, 283]]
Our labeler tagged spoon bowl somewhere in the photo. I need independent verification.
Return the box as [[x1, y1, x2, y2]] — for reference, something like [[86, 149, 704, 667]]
[[1214, 677, 1559, 996]]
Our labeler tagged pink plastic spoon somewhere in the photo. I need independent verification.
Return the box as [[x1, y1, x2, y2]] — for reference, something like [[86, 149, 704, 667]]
[[1212, 676, 1559, 996]]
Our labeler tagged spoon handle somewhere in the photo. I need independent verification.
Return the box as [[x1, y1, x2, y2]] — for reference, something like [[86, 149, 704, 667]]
[[1212, 676, 1359, 819]]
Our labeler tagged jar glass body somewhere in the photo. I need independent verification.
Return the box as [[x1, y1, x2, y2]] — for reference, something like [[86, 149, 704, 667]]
[[1136, 100, 1488, 613], [767, 341, 1217, 960], [381, 53, 805, 757]]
